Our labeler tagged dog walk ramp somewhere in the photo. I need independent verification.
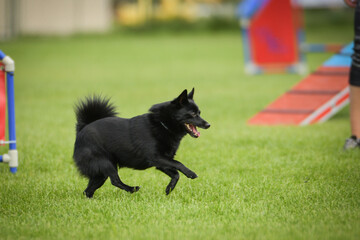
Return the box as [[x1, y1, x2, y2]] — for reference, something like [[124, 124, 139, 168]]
[[248, 43, 353, 126]]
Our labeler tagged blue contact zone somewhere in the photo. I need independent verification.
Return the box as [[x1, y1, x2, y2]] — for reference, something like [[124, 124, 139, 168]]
[[340, 42, 354, 55], [323, 43, 353, 67]]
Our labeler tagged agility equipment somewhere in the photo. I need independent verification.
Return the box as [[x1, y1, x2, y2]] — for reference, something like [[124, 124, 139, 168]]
[[237, 0, 306, 74], [248, 43, 352, 125], [0, 50, 18, 173], [237, 0, 346, 74]]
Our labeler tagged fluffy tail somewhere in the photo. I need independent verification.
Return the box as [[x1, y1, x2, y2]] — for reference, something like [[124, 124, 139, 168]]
[[74, 95, 117, 133]]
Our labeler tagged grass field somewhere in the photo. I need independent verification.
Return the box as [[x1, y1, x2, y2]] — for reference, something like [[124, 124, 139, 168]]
[[0, 14, 360, 239]]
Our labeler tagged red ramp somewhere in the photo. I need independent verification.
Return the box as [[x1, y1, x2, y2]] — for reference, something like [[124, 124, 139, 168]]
[[248, 44, 352, 126]]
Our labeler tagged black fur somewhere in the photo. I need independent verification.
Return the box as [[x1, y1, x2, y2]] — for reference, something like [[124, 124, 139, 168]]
[[74, 95, 118, 133], [73, 89, 210, 198]]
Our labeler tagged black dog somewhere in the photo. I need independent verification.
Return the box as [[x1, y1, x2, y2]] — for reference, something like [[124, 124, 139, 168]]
[[73, 88, 210, 198]]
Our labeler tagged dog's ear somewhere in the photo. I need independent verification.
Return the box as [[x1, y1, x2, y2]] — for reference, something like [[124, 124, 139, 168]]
[[188, 88, 195, 100], [171, 89, 188, 106], [149, 103, 163, 113]]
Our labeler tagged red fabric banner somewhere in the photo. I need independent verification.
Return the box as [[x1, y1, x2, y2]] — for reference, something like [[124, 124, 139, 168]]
[[249, 0, 299, 66], [0, 63, 6, 142]]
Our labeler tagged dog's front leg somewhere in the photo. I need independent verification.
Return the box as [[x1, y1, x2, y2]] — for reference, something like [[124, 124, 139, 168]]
[[156, 167, 180, 195], [154, 158, 198, 179]]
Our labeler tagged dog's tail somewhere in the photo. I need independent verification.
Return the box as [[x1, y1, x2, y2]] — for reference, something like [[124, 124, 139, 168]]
[[74, 95, 117, 133]]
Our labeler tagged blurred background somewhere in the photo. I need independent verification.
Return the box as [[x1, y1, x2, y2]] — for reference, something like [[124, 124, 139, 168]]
[[0, 0, 354, 39]]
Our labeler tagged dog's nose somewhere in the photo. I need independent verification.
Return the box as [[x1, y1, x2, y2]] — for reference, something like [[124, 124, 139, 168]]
[[204, 123, 210, 129]]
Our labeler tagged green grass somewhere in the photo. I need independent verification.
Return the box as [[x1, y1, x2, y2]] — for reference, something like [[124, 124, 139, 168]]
[[0, 17, 359, 239]]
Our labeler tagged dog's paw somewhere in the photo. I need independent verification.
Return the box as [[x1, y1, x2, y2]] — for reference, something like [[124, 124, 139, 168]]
[[83, 191, 94, 199], [129, 186, 140, 193], [185, 171, 198, 179], [166, 185, 174, 195]]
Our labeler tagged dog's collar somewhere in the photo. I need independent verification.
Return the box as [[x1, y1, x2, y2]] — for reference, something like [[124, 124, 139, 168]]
[[159, 121, 179, 137], [159, 120, 183, 138], [160, 121, 170, 131]]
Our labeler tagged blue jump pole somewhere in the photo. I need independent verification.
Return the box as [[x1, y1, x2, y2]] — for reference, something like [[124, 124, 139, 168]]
[[7, 72, 16, 151], [0, 50, 18, 174], [7, 71, 17, 174], [0, 50, 5, 60]]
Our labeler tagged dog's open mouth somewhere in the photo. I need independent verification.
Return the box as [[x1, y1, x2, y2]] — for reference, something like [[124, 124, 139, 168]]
[[184, 123, 200, 138]]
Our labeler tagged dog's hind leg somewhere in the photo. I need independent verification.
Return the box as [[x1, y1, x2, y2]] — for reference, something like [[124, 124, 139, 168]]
[[157, 167, 180, 195], [84, 175, 108, 198], [107, 168, 140, 193]]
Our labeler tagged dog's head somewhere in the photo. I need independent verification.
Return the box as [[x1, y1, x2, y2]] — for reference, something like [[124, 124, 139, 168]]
[[171, 88, 210, 138], [150, 88, 210, 138]]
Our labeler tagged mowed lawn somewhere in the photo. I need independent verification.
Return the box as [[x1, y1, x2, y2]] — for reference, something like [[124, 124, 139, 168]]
[[0, 22, 359, 239]]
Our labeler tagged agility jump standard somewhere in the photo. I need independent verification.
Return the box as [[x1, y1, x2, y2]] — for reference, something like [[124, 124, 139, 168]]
[[0, 50, 18, 173], [237, 0, 345, 74]]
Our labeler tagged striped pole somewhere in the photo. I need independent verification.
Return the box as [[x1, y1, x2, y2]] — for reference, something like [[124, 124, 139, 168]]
[[0, 50, 18, 174]]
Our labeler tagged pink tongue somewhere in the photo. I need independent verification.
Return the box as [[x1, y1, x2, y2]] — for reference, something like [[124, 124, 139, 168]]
[[190, 125, 200, 137]]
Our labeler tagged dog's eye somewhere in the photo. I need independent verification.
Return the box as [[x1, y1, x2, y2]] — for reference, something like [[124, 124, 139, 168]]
[[191, 113, 197, 117]]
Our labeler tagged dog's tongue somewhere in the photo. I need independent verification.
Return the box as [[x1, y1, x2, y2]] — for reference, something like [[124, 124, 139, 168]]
[[190, 124, 200, 137]]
